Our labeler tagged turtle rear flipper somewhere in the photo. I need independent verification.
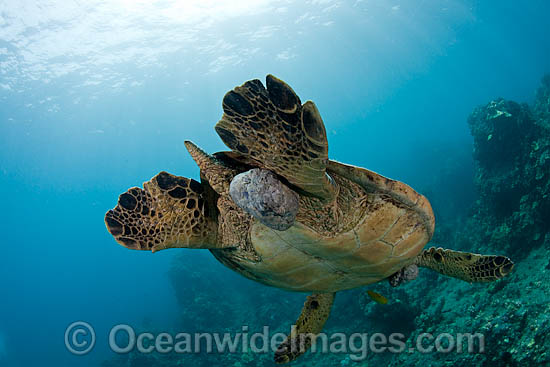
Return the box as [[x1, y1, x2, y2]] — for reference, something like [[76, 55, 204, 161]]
[[105, 171, 225, 252], [416, 247, 514, 283], [275, 292, 335, 364], [215, 75, 336, 203]]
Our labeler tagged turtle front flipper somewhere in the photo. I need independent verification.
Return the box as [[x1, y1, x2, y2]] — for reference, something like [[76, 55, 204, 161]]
[[274, 292, 335, 364], [105, 171, 225, 252], [215, 75, 336, 203], [415, 247, 514, 283]]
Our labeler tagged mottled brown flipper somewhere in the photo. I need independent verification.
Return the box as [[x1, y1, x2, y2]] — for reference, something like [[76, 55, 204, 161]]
[[416, 247, 514, 282], [274, 292, 335, 364], [215, 74, 336, 203], [105, 171, 224, 252]]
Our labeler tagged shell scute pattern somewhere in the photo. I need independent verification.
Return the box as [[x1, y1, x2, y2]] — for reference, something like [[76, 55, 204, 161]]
[[239, 170, 433, 292]]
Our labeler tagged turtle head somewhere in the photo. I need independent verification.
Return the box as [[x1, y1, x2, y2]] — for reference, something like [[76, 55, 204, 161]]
[[184, 140, 238, 195]]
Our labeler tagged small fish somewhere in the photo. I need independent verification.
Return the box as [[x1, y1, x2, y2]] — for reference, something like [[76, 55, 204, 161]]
[[367, 290, 388, 305]]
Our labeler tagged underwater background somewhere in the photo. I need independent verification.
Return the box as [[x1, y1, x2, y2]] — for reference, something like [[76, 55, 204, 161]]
[[1, 0, 550, 366]]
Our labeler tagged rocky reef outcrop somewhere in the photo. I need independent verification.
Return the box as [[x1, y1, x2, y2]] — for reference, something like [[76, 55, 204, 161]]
[[464, 76, 550, 258], [382, 75, 550, 367]]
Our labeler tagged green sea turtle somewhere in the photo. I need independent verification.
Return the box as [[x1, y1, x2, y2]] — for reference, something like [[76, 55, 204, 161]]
[[104, 75, 514, 363]]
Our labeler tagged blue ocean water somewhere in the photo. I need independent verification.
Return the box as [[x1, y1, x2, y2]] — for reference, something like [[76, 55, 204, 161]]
[[1, 1, 549, 366]]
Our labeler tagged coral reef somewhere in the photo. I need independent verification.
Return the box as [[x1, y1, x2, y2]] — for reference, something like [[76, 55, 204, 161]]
[[381, 75, 550, 367], [463, 79, 550, 259]]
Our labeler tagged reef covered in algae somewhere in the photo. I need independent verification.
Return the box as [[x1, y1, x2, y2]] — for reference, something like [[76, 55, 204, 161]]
[[102, 76, 550, 367], [384, 75, 550, 367]]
